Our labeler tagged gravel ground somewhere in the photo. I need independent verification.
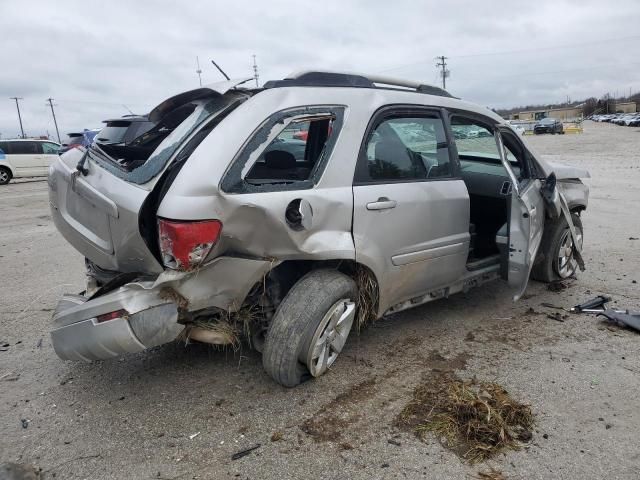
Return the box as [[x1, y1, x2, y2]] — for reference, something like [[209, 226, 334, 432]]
[[1, 121, 639, 479]]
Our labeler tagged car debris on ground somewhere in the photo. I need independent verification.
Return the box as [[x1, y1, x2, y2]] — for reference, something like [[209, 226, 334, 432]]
[[571, 295, 640, 332]]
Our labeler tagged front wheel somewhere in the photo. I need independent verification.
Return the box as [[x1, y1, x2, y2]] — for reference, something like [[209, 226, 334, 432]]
[[262, 270, 357, 387], [532, 213, 583, 282]]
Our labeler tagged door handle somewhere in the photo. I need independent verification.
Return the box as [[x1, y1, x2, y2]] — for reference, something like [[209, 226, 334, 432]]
[[366, 197, 397, 211]]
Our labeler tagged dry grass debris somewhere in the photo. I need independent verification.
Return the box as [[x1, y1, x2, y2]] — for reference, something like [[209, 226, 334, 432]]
[[477, 468, 507, 480], [355, 266, 379, 330], [397, 373, 534, 463]]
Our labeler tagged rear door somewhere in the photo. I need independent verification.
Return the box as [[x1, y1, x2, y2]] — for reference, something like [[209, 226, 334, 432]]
[[9, 141, 42, 176], [352, 107, 470, 313], [496, 129, 545, 300]]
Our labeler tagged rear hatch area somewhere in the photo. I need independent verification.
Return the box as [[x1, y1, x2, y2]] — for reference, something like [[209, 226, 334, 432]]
[[48, 82, 251, 277]]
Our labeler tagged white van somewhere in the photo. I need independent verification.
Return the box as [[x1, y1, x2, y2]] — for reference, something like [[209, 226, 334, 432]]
[[0, 139, 61, 185]]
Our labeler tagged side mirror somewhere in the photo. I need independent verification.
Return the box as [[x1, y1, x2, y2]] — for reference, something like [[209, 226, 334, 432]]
[[540, 172, 561, 218]]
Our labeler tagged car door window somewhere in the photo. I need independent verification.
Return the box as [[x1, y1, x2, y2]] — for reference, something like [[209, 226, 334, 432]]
[[451, 116, 524, 178], [0, 141, 9, 155], [10, 141, 40, 155], [42, 142, 60, 154], [358, 113, 452, 183]]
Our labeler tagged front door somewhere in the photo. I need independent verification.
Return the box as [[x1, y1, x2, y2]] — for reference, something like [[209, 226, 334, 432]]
[[496, 129, 545, 300], [40, 142, 61, 174], [352, 108, 470, 314]]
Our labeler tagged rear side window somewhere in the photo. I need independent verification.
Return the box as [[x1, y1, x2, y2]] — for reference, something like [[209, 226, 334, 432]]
[[245, 116, 332, 183], [221, 106, 345, 193], [10, 141, 41, 155], [357, 112, 452, 183], [0, 141, 9, 154]]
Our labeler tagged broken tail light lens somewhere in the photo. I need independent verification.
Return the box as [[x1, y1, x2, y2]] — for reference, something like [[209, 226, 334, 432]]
[[96, 309, 128, 323], [157, 218, 223, 271]]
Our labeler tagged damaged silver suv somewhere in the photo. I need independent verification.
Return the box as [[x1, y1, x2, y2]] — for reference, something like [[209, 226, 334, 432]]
[[49, 71, 589, 386]]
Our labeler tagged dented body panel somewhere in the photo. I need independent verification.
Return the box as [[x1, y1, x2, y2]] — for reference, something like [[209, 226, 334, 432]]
[[49, 73, 590, 362]]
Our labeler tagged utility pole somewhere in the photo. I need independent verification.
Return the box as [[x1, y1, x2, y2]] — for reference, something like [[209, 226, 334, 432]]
[[252, 54, 259, 88], [10, 97, 25, 138], [435, 56, 449, 90], [196, 56, 203, 86], [46, 98, 61, 143]]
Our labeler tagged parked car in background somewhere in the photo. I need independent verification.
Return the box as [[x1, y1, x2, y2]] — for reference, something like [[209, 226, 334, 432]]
[[622, 113, 640, 126], [59, 129, 100, 154], [627, 114, 640, 127], [48, 71, 588, 387], [0, 139, 61, 184], [507, 121, 526, 135], [95, 115, 155, 146], [534, 117, 564, 134]]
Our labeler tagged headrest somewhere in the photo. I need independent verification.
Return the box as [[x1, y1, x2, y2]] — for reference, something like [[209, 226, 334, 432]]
[[264, 149, 296, 170], [375, 139, 412, 170]]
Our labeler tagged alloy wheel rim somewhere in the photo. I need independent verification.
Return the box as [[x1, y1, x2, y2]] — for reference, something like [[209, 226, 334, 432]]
[[0, 171, 7, 182], [557, 228, 583, 278], [305, 299, 356, 377]]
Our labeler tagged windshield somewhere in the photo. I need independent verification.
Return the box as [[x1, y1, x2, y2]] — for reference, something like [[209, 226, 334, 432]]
[[539, 118, 555, 124]]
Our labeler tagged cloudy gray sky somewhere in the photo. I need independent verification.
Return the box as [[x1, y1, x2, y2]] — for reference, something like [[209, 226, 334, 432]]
[[1, 0, 639, 140]]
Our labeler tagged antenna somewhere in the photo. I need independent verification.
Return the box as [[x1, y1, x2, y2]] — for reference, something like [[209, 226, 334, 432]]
[[252, 54, 259, 88], [196, 56, 203, 86], [122, 104, 135, 115], [210, 59, 230, 80]]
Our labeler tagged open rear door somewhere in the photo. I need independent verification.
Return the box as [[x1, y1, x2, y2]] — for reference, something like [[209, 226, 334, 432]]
[[495, 131, 545, 300]]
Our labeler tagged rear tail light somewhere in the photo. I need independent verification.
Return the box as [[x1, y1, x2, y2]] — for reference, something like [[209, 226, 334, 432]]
[[158, 218, 223, 271]]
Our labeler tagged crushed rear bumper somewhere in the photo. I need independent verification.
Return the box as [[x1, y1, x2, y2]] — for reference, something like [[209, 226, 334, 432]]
[[51, 256, 275, 361], [51, 288, 183, 361]]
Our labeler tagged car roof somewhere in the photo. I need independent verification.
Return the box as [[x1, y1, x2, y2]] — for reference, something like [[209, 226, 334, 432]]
[[251, 70, 506, 125], [3, 138, 59, 143]]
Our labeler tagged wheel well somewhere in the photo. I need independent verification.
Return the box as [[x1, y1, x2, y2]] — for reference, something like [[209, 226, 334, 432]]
[[0, 165, 12, 175], [264, 259, 380, 328]]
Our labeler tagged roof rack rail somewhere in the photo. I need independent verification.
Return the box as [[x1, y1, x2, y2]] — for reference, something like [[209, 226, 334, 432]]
[[263, 70, 453, 98]]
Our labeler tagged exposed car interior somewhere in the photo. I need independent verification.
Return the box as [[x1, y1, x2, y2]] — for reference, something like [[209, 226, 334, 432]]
[[246, 115, 334, 183], [453, 117, 528, 270], [97, 103, 197, 171]]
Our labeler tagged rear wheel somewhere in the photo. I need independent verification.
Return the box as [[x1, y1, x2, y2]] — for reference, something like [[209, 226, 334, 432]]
[[0, 167, 11, 185], [262, 269, 357, 387], [532, 213, 583, 282]]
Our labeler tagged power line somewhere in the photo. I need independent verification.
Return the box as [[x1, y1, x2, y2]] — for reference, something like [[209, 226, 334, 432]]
[[378, 34, 640, 74], [46, 98, 61, 143], [9, 97, 25, 138], [452, 34, 640, 59]]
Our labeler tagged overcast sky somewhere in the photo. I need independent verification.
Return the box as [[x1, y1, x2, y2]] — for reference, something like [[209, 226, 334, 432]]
[[1, 0, 639, 140]]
